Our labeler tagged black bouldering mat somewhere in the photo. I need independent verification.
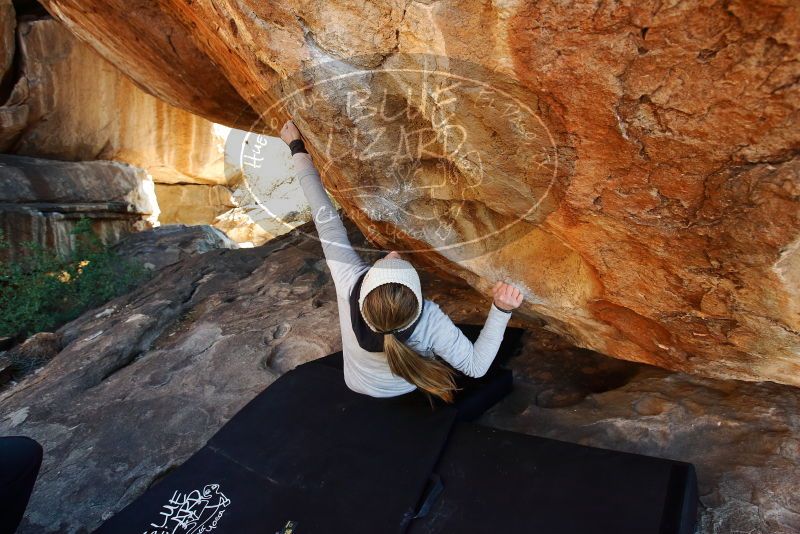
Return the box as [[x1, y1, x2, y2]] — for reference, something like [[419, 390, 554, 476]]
[[408, 424, 698, 534], [95, 363, 457, 534], [95, 329, 698, 534], [95, 445, 278, 533]]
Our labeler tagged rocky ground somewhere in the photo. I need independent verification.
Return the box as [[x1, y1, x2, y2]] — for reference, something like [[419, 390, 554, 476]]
[[0, 222, 798, 533]]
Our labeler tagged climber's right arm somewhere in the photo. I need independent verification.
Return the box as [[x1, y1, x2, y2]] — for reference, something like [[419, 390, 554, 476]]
[[282, 122, 368, 293], [425, 282, 523, 377], [424, 300, 513, 378]]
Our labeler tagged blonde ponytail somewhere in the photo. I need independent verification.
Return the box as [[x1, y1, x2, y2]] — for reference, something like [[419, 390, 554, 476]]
[[362, 283, 457, 403], [384, 333, 457, 403]]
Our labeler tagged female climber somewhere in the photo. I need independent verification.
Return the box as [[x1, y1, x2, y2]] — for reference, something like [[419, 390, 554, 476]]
[[280, 119, 523, 402]]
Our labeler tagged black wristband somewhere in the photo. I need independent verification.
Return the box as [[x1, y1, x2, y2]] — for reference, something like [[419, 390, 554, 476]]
[[289, 138, 308, 155], [493, 302, 513, 314]]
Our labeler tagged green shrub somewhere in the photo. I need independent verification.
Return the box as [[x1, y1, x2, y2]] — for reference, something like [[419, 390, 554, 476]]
[[0, 218, 149, 339]]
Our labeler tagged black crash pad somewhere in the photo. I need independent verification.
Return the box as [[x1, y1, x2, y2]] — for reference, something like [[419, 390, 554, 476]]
[[409, 424, 698, 534], [96, 363, 457, 533], [95, 324, 698, 534]]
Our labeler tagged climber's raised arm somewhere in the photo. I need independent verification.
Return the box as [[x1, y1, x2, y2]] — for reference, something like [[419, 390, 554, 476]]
[[422, 282, 523, 378], [280, 120, 368, 293]]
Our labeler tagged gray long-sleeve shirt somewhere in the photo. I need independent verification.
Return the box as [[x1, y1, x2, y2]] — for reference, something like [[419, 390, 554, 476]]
[[294, 151, 512, 397]]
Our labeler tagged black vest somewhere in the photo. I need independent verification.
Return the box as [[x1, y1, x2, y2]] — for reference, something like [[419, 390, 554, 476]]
[[349, 271, 423, 353]]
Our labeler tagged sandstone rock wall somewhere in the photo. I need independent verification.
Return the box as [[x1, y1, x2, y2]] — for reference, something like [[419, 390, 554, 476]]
[[155, 184, 235, 226], [0, 14, 229, 186], [0, 0, 13, 77], [0, 4, 278, 250], [36, 0, 800, 384], [0, 154, 158, 260], [0, 5, 307, 246]]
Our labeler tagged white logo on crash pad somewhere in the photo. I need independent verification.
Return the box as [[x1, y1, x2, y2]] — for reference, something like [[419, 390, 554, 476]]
[[144, 483, 230, 534]]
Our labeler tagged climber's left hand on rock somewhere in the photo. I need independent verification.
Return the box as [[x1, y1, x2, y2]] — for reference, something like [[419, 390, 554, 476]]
[[280, 119, 302, 145]]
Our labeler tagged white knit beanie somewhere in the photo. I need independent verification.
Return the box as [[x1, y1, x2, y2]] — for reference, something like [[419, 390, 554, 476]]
[[358, 257, 423, 334]]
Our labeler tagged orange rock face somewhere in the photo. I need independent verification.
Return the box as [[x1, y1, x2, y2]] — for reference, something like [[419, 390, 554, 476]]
[[0, 15, 229, 186], [39, 0, 800, 385]]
